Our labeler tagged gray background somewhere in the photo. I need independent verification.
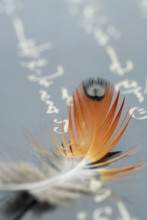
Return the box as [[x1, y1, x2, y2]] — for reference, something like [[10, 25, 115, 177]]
[[0, 0, 147, 219]]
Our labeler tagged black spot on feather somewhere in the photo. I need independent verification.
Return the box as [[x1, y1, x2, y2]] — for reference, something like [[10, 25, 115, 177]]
[[82, 77, 110, 101]]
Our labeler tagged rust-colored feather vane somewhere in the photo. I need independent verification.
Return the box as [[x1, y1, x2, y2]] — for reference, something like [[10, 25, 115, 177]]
[[0, 77, 145, 206], [61, 78, 144, 178]]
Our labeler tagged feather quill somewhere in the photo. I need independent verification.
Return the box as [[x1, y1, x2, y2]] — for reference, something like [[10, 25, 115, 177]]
[[0, 77, 145, 206]]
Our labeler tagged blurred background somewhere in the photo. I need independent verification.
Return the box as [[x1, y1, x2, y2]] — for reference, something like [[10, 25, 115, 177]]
[[0, 0, 147, 219]]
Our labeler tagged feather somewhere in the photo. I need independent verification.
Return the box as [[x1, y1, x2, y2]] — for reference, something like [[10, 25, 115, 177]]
[[0, 77, 145, 206]]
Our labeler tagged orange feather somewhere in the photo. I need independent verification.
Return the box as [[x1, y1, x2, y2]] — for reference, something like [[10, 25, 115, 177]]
[[0, 78, 145, 204], [61, 78, 144, 177]]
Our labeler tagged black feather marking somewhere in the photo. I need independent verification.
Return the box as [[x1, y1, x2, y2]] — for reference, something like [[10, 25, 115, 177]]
[[86, 151, 121, 168], [0, 192, 55, 220], [82, 77, 110, 101]]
